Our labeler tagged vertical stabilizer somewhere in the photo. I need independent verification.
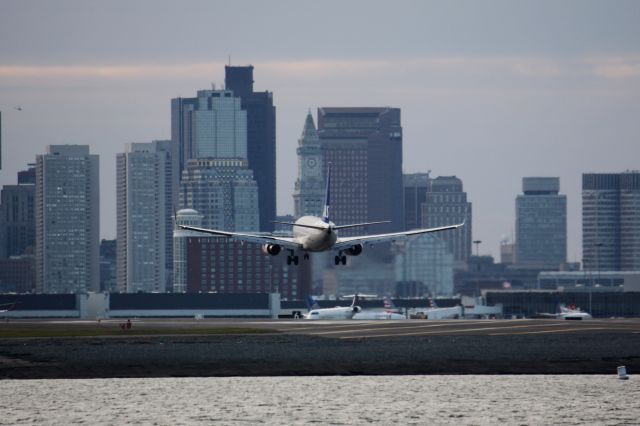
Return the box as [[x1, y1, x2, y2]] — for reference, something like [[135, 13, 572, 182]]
[[322, 163, 331, 223]]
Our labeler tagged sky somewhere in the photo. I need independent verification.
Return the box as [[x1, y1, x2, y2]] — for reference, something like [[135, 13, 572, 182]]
[[1, 0, 639, 261]]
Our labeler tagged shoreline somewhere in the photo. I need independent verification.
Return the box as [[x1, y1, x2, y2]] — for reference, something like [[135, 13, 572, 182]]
[[2, 331, 639, 379]]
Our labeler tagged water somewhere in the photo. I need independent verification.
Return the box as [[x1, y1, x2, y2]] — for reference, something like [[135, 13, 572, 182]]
[[0, 375, 638, 425]]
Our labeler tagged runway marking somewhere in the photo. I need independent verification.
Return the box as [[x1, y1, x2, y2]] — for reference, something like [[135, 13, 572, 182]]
[[294, 320, 526, 336], [336, 322, 573, 339], [489, 327, 609, 336]]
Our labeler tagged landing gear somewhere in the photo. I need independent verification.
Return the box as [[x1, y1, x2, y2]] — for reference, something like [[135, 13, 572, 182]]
[[286, 250, 299, 266], [303, 252, 310, 260], [334, 252, 347, 266]]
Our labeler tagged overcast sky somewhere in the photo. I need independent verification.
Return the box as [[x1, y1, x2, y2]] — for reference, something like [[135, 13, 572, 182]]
[[1, 0, 639, 261]]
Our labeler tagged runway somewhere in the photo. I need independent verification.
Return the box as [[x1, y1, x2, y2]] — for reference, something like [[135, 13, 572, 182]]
[[260, 318, 640, 339], [4, 317, 640, 339], [2, 318, 640, 378]]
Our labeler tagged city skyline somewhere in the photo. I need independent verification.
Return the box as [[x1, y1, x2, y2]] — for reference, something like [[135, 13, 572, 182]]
[[1, 1, 640, 261]]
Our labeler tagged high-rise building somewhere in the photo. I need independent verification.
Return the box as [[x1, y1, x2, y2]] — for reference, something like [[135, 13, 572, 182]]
[[179, 158, 259, 232], [293, 112, 325, 218], [116, 141, 172, 293], [172, 209, 310, 299], [35, 145, 99, 293], [172, 88, 247, 163], [394, 235, 454, 296], [421, 176, 472, 263], [100, 239, 116, 293], [515, 177, 567, 268], [317, 107, 403, 235], [403, 173, 430, 231], [225, 65, 277, 232], [583, 172, 640, 271], [0, 167, 35, 258], [173, 208, 204, 293]]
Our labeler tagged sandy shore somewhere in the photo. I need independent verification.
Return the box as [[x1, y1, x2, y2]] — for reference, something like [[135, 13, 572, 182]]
[[1, 331, 639, 379]]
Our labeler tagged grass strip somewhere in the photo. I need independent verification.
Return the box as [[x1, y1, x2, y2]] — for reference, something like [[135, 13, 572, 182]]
[[0, 327, 276, 338]]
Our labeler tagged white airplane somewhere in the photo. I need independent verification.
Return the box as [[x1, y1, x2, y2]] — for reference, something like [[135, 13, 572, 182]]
[[353, 296, 405, 320], [559, 304, 592, 320], [305, 295, 362, 320], [179, 164, 465, 265], [409, 298, 462, 319], [535, 304, 592, 320]]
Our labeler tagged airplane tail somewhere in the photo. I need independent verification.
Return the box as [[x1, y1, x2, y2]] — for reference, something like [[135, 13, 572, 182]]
[[383, 296, 396, 310], [428, 297, 438, 308], [322, 163, 331, 223], [306, 295, 320, 311], [350, 294, 359, 308]]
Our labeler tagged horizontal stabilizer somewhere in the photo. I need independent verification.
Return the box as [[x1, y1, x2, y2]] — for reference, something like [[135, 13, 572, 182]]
[[333, 221, 391, 230], [272, 221, 326, 231]]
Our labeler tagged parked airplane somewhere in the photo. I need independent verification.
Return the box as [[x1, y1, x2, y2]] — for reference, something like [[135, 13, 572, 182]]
[[534, 304, 592, 320], [353, 296, 405, 320], [305, 295, 361, 320], [179, 164, 465, 265], [0, 302, 17, 313], [409, 298, 462, 319]]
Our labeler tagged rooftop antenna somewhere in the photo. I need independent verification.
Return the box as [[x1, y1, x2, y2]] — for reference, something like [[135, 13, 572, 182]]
[[228, 55, 231, 66]]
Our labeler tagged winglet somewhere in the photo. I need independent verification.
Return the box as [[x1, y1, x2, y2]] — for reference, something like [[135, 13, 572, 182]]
[[322, 162, 331, 223]]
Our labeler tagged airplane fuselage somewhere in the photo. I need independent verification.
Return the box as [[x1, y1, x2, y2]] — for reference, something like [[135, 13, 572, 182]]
[[293, 215, 337, 252], [306, 306, 355, 320]]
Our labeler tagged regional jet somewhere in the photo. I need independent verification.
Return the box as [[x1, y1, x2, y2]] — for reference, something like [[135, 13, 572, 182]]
[[178, 164, 465, 265], [305, 294, 362, 320], [533, 304, 592, 320]]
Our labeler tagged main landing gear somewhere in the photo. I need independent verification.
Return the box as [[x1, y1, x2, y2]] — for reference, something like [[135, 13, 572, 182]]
[[334, 251, 347, 266]]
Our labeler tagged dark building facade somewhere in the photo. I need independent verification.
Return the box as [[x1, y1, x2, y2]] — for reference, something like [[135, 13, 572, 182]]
[[317, 107, 403, 235], [185, 236, 311, 300], [583, 172, 640, 271], [515, 177, 567, 268], [0, 168, 35, 259], [0, 254, 35, 293], [421, 176, 472, 263], [403, 173, 430, 231], [225, 65, 277, 232]]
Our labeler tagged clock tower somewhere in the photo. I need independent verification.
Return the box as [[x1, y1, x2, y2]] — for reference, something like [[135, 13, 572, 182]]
[[293, 112, 325, 218]]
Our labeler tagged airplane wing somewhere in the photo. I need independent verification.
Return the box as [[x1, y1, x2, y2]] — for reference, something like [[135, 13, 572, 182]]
[[333, 222, 464, 250], [178, 225, 302, 250]]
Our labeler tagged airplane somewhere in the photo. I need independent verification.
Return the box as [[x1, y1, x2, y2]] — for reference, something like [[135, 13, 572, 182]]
[[409, 298, 462, 319], [0, 302, 18, 313], [305, 294, 361, 320], [353, 296, 405, 320], [559, 304, 592, 320], [178, 164, 465, 265], [533, 304, 592, 320]]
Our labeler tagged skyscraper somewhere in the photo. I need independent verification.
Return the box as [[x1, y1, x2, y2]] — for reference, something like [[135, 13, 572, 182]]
[[403, 173, 430, 231], [317, 107, 403, 235], [293, 112, 325, 218], [35, 145, 99, 293], [225, 65, 277, 232], [421, 176, 472, 263], [172, 89, 247, 161], [394, 234, 454, 296], [116, 141, 173, 293], [179, 158, 259, 232], [583, 171, 640, 271], [516, 177, 567, 268], [0, 167, 35, 258]]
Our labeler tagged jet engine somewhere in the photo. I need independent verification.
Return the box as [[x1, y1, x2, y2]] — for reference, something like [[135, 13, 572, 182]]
[[352, 306, 362, 314], [345, 243, 363, 256], [261, 244, 281, 256]]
